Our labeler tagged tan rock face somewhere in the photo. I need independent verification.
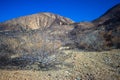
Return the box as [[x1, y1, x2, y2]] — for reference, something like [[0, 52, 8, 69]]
[[0, 12, 73, 31]]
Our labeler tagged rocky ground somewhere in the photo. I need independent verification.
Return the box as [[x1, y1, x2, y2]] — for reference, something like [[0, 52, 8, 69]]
[[0, 49, 120, 80]]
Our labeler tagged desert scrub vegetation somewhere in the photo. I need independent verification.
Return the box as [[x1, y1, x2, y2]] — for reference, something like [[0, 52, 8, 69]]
[[0, 30, 70, 70], [0, 36, 20, 58]]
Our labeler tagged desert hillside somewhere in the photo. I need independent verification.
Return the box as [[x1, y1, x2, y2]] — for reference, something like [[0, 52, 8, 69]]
[[0, 3, 120, 80]]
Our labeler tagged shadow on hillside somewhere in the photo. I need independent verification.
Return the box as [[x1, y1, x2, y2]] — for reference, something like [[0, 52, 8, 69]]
[[0, 58, 59, 71], [0, 54, 73, 71]]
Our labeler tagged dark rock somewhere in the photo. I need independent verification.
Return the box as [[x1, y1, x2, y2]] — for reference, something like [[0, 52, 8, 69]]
[[69, 4, 120, 51]]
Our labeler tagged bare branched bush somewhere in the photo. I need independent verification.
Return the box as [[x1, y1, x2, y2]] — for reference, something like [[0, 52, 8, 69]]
[[0, 30, 68, 70]]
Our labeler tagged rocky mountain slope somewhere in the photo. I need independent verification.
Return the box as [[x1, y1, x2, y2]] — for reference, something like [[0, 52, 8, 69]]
[[0, 12, 73, 31], [69, 3, 120, 50], [93, 3, 120, 25]]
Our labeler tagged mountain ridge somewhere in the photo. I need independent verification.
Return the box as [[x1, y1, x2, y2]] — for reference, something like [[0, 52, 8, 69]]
[[0, 12, 74, 31]]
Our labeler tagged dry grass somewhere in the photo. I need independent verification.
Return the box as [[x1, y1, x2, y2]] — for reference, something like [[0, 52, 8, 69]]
[[0, 49, 120, 80]]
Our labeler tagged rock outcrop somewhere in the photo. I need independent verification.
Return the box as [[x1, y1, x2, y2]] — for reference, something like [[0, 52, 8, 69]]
[[0, 12, 73, 31]]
